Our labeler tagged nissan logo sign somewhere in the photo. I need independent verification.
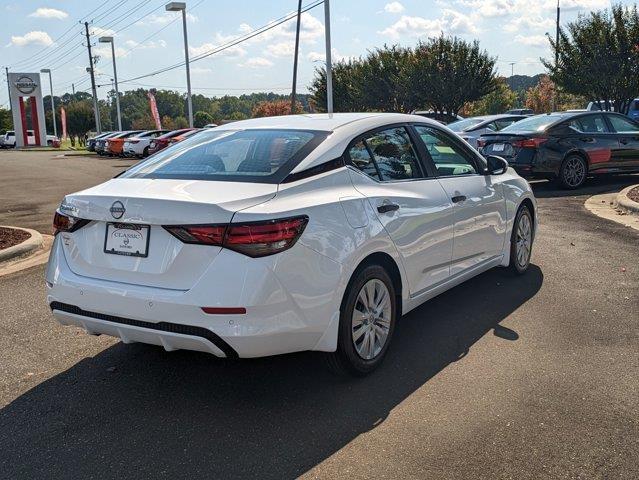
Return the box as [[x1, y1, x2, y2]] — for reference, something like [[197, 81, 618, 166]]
[[15, 76, 37, 95], [110, 201, 126, 219]]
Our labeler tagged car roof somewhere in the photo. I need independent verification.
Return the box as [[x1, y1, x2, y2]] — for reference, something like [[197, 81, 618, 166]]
[[215, 112, 436, 133]]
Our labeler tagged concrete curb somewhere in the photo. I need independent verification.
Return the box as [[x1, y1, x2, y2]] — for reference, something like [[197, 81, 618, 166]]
[[614, 184, 639, 214], [0, 226, 43, 263]]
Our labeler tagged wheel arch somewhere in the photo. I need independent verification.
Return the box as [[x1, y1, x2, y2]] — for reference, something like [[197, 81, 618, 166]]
[[348, 252, 403, 318], [563, 149, 590, 171]]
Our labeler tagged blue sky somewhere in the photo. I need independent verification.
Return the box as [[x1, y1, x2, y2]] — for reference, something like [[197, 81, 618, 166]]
[[0, 0, 620, 107]]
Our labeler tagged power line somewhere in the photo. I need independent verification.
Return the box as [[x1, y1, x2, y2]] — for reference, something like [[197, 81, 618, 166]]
[[119, 0, 324, 85], [6, 1, 117, 69]]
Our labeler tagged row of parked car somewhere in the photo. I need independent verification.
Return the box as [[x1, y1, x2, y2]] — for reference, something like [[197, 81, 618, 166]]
[[87, 124, 217, 157], [446, 110, 639, 188]]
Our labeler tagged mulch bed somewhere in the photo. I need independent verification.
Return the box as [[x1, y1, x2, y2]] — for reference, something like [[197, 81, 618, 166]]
[[628, 186, 639, 204], [0, 227, 31, 250]]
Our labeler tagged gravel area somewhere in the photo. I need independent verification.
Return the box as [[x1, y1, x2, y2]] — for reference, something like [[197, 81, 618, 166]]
[[628, 185, 639, 203], [0, 227, 30, 250]]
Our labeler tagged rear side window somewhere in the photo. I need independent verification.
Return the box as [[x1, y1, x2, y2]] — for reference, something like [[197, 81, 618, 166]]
[[122, 129, 326, 183], [570, 115, 608, 133], [607, 115, 639, 133], [348, 127, 423, 181]]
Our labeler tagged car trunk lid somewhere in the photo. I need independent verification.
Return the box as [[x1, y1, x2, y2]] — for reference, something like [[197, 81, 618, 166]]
[[59, 178, 277, 289]]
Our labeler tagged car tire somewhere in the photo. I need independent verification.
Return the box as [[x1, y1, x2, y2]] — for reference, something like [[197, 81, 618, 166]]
[[558, 154, 588, 189], [325, 264, 397, 376], [509, 205, 534, 275], [143, 146, 149, 157], [47, 140, 53, 146]]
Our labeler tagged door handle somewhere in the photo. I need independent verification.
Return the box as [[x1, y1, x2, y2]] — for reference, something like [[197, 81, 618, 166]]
[[620, 138, 629, 145], [377, 203, 400, 213], [451, 195, 467, 203]]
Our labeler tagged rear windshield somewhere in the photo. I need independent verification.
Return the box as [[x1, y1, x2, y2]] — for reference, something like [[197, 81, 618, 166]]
[[448, 118, 484, 132], [122, 129, 328, 183], [501, 114, 565, 133]]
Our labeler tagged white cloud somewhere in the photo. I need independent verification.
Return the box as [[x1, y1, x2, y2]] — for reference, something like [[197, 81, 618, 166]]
[[238, 57, 274, 68], [189, 32, 248, 58], [28, 7, 68, 19], [379, 10, 479, 39], [136, 12, 198, 26], [264, 41, 295, 57], [306, 48, 355, 63], [123, 39, 167, 50], [94, 45, 128, 59], [191, 66, 212, 74], [514, 34, 548, 46], [504, 15, 554, 32], [89, 27, 115, 37], [239, 12, 323, 45], [384, 2, 405, 13], [8, 31, 53, 47], [456, 0, 514, 17]]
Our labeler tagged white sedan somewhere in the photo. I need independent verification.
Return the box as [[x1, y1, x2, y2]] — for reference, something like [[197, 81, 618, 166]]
[[123, 129, 169, 157], [46, 113, 536, 375]]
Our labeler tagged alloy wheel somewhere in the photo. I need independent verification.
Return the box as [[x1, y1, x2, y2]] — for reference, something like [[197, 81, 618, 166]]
[[563, 157, 586, 187], [516, 213, 532, 268], [351, 279, 392, 360]]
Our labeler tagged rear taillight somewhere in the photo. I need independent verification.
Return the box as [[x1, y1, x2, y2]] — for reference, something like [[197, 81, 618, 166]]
[[163, 225, 226, 245], [163, 216, 308, 257], [53, 211, 89, 235], [512, 137, 547, 148]]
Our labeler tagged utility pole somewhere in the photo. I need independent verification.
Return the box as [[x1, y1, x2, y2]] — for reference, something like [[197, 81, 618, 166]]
[[324, 0, 333, 114], [554, 0, 560, 111], [72, 83, 75, 95], [84, 21, 101, 133], [290, 0, 302, 114], [4, 67, 10, 115]]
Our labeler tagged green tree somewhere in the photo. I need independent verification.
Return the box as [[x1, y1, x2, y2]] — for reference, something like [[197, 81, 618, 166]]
[[66, 101, 95, 144], [410, 36, 497, 116], [545, 4, 639, 113], [193, 110, 214, 127], [0, 108, 12, 132], [464, 78, 517, 115]]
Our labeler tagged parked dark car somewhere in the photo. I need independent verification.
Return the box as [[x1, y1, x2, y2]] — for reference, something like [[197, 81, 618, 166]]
[[93, 132, 122, 155], [478, 111, 639, 188], [87, 132, 113, 152]]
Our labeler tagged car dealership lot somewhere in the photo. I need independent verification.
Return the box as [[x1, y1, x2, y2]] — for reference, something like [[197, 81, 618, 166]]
[[0, 150, 638, 479]]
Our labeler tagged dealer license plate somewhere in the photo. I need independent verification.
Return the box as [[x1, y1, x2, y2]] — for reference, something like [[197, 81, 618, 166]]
[[104, 223, 150, 257]]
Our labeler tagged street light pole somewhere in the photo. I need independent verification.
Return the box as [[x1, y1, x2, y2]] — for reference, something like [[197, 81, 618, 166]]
[[324, 0, 333, 114], [99, 36, 122, 131], [166, 2, 193, 127], [40, 68, 57, 138], [554, 0, 561, 111], [290, 0, 302, 114]]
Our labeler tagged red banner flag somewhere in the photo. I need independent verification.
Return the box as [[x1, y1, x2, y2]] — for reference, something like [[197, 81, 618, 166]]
[[61, 106, 67, 140], [147, 91, 162, 130]]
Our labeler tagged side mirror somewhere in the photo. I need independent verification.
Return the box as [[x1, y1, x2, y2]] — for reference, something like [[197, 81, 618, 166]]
[[485, 155, 509, 175]]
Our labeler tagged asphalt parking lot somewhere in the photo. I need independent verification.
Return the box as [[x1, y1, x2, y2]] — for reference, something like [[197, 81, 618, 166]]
[[0, 150, 637, 479]]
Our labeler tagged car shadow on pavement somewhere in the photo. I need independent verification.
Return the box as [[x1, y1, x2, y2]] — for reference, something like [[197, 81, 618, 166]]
[[531, 173, 639, 199], [0, 265, 543, 480]]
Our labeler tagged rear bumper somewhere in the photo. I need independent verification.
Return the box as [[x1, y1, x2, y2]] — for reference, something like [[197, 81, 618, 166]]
[[45, 235, 343, 358]]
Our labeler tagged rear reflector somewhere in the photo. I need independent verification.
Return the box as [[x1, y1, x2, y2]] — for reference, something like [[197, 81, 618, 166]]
[[201, 307, 246, 315], [163, 216, 308, 257], [512, 137, 548, 148]]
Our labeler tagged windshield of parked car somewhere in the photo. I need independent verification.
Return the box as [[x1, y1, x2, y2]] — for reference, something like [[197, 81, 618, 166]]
[[501, 114, 565, 133], [122, 128, 327, 183], [448, 118, 484, 132]]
